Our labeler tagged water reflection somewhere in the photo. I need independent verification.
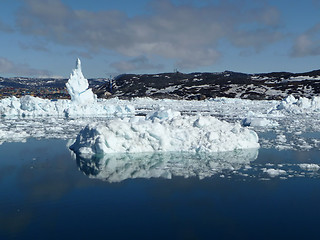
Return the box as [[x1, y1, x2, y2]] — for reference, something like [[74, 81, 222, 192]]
[[73, 149, 259, 182]]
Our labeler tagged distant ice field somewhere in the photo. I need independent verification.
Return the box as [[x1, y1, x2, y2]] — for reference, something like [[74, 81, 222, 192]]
[[1, 96, 320, 152]]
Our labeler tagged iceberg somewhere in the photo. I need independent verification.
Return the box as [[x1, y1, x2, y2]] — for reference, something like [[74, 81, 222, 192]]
[[69, 109, 260, 156], [0, 59, 135, 117], [274, 95, 320, 113], [66, 58, 96, 105]]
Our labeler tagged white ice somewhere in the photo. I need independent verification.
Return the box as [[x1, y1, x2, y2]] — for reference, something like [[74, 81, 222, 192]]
[[263, 168, 287, 177], [66, 58, 96, 105], [0, 59, 135, 117], [2, 59, 320, 153], [298, 164, 320, 171], [2, 95, 320, 151], [274, 95, 320, 113], [70, 108, 260, 156]]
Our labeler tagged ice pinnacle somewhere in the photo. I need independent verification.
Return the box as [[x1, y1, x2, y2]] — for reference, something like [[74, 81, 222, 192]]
[[66, 58, 96, 105]]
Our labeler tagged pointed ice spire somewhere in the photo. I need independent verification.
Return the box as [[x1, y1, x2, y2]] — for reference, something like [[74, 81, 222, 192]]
[[76, 58, 81, 71], [66, 58, 96, 104]]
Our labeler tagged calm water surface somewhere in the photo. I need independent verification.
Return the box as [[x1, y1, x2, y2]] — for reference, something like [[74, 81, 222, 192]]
[[1, 139, 320, 240]]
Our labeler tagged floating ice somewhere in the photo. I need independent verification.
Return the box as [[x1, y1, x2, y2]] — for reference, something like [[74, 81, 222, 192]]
[[145, 108, 181, 121], [274, 95, 320, 113], [66, 58, 96, 105], [70, 110, 260, 156], [263, 168, 286, 177], [242, 111, 278, 127], [0, 59, 135, 117], [298, 164, 320, 171], [242, 117, 278, 127]]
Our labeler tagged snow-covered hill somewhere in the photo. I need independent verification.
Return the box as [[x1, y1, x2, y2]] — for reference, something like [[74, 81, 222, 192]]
[[96, 70, 320, 100], [1, 69, 320, 100], [0, 76, 106, 89]]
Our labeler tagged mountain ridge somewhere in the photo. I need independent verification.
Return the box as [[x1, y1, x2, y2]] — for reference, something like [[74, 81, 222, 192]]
[[1, 69, 320, 100]]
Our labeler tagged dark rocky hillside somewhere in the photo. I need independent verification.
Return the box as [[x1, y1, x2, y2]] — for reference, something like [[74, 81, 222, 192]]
[[1, 69, 320, 100], [95, 70, 320, 100]]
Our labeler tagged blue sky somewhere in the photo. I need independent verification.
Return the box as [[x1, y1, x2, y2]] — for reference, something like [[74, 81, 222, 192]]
[[0, 0, 320, 78]]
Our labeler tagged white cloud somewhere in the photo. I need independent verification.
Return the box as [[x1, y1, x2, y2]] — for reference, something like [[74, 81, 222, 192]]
[[291, 23, 320, 57], [16, 0, 283, 71], [0, 57, 51, 77], [111, 56, 164, 72], [19, 42, 50, 52]]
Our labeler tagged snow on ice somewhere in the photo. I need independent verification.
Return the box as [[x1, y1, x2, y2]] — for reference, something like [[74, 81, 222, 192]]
[[69, 109, 260, 156]]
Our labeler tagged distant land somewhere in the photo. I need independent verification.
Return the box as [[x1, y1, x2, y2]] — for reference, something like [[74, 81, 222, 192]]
[[1, 69, 320, 100]]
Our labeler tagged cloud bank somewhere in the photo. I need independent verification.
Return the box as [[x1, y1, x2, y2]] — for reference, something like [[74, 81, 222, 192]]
[[111, 56, 164, 72], [15, 0, 283, 71], [292, 23, 320, 57], [0, 57, 52, 77]]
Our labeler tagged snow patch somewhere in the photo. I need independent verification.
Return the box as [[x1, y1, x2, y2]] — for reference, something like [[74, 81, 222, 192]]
[[287, 76, 320, 81]]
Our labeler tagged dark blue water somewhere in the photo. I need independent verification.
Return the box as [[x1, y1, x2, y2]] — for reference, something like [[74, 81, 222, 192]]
[[1, 139, 320, 240]]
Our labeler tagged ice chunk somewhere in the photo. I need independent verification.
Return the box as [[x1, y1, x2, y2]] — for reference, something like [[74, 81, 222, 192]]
[[298, 164, 320, 171], [263, 168, 286, 178], [146, 108, 180, 121], [66, 58, 96, 105], [242, 117, 278, 127], [70, 109, 260, 156], [274, 95, 320, 113], [263, 168, 286, 177]]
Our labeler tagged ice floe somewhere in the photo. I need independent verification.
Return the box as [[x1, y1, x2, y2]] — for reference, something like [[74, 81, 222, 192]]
[[263, 168, 287, 177], [242, 111, 278, 127], [69, 109, 260, 156], [298, 164, 320, 171], [2, 95, 320, 151], [274, 95, 320, 113]]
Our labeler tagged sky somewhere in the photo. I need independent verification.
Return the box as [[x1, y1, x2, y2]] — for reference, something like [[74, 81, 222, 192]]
[[0, 0, 320, 78]]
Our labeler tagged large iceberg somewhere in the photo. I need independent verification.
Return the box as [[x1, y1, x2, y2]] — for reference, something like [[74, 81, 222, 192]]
[[0, 59, 134, 117], [70, 109, 260, 156]]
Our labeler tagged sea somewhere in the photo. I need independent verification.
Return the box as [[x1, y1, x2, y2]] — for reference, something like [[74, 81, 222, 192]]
[[1, 136, 320, 239]]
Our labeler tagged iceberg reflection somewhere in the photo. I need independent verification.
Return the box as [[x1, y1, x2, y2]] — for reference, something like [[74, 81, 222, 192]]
[[73, 149, 259, 182]]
